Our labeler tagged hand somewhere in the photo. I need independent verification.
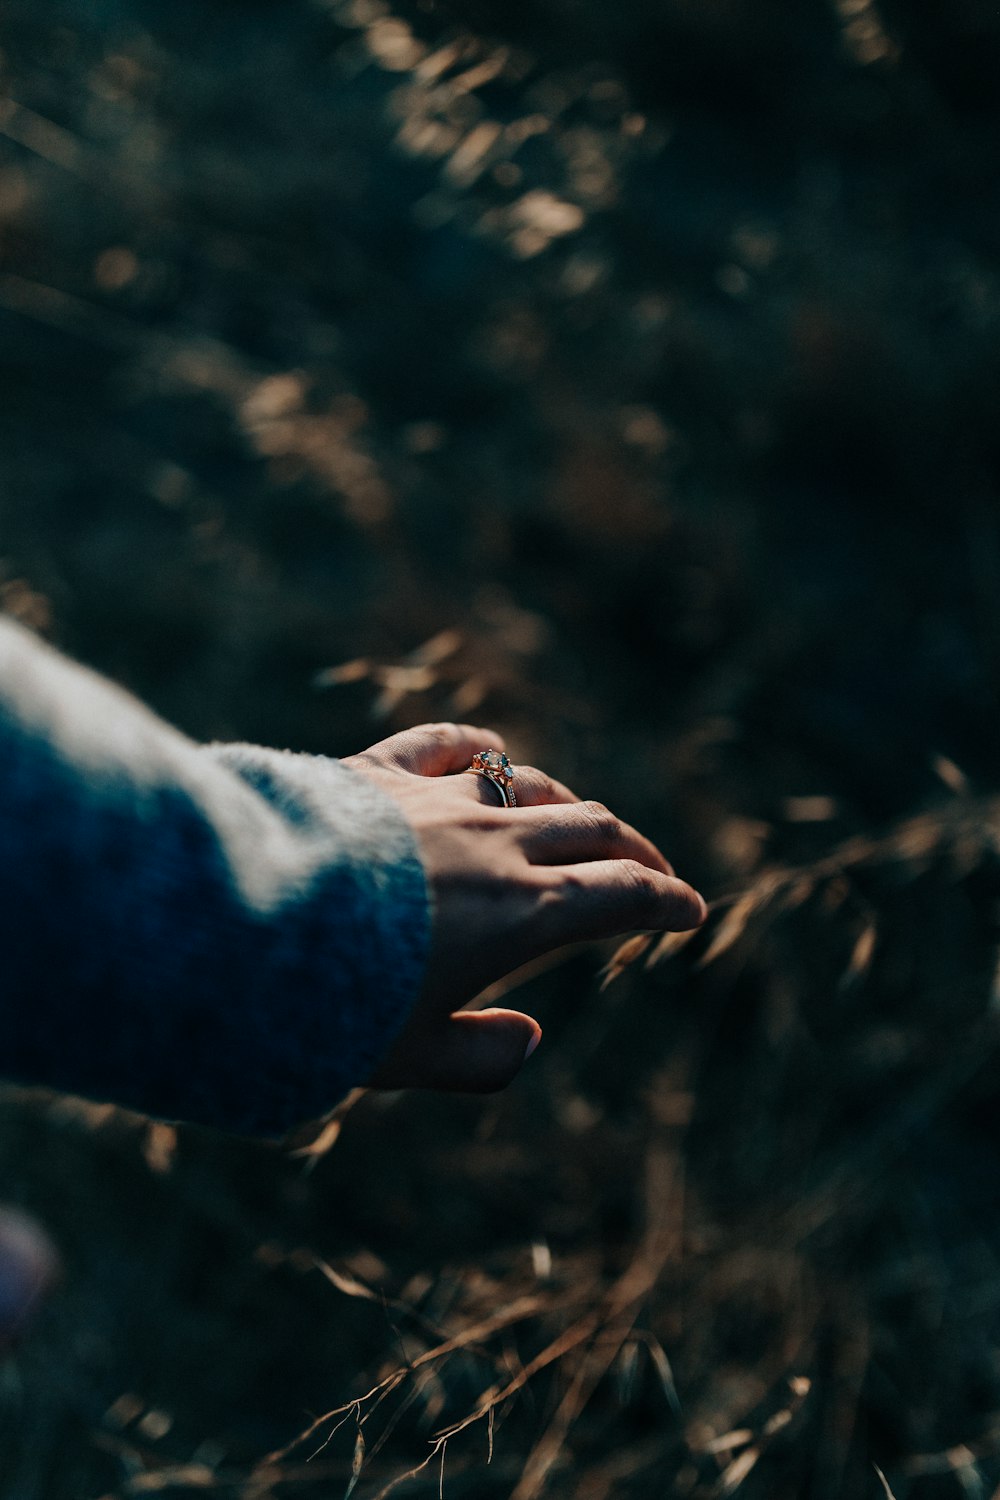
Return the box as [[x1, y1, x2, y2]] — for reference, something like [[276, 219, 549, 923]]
[[343, 723, 706, 1094]]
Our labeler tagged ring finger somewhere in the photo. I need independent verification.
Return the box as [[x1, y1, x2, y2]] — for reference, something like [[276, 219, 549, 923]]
[[458, 760, 580, 809]]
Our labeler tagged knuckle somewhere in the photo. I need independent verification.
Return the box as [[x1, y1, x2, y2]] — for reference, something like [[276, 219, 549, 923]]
[[535, 869, 582, 928], [537, 874, 578, 934], [581, 799, 621, 842], [582, 798, 611, 821], [520, 765, 548, 796], [556, 865, 589, 896], [619, 859, 661, 908]]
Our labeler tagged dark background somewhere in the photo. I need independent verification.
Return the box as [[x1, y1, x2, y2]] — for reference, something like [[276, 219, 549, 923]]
[[2, 1, 1000, 1494]]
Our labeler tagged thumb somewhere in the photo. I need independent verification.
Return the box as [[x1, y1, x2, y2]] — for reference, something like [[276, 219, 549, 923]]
[[371, 1009, 541, 1093], [431, 1009, 542, 1092]]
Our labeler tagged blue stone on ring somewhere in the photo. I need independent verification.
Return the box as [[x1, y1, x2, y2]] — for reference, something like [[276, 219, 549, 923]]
[[469, 748, 517, 807]]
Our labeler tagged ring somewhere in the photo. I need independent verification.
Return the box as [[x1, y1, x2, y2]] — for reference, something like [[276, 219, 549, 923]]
[[467, 748, 517, 807]]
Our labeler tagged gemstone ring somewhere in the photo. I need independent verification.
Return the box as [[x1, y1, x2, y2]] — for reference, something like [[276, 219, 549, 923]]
[[466, 748, 517, 807]]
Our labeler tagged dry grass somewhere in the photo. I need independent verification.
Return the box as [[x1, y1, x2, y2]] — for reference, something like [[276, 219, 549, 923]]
[[5, 787, 1000, 1496]]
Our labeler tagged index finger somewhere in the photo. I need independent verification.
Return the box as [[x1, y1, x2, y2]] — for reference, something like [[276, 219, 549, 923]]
[[537, 861, 707, 946]]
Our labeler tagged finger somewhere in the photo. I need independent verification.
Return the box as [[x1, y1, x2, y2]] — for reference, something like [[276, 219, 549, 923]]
[[369, 1009, 541, 1093], [460, 762, 580, 808], [538, 862, 707, 945], [516, 800, 674, 874], [363, 723, 506, 777]]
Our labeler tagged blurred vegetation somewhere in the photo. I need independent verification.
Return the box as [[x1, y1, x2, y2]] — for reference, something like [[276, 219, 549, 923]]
[[2, 0, 1000, 1495]]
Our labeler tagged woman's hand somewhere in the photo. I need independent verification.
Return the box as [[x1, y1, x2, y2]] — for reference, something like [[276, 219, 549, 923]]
[[343, 723, 706, 1095]]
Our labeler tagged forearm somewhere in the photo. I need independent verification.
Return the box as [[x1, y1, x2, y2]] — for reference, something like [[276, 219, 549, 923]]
[[0, 619, 429, 1137]]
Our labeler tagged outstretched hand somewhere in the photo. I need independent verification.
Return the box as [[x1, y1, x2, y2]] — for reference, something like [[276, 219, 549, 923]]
[[344, 723, 706, 1095]]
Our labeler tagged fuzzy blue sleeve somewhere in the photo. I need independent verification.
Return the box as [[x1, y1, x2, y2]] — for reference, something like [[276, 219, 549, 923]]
[[0, 617, 430, 1137]]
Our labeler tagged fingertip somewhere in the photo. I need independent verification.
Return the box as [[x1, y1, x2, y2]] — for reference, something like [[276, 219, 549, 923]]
[[669, 879, 709, 930], [440, 1008, 539, 1092]]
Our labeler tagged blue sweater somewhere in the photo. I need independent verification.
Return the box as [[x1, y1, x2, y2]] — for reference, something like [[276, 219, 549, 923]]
[[0, 617, 430, 1137]]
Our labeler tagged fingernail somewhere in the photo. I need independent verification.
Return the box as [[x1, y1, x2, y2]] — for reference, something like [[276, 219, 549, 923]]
[[695, 891, 709, 923], [523, 1030, 542, 1062]]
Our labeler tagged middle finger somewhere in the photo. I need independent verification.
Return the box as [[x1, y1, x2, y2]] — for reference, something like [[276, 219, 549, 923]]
[[515, 799, 675, 875]]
